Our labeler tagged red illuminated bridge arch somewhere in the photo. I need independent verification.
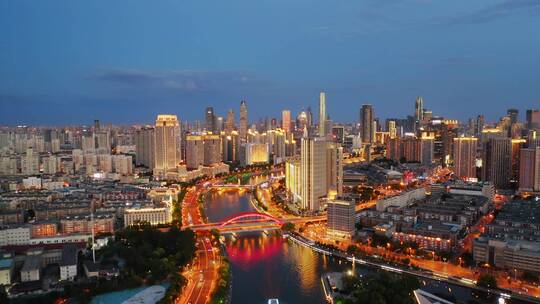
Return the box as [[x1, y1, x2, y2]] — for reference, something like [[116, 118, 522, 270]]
[[219, 212, 284, 228]]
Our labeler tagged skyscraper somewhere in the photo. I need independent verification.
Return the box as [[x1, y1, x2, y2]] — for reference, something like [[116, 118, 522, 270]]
[[482, 137, 512, 189], [205, 107, 215, 133], [239, 100, 248, 141], [300, 137, 328, 211], [203, 134, 221, 166], [154, 115, 180, 173], [453, 137, 477, 180], [282, 109, 291, 133], [319, 92, 326, 136], [414, 96, 424, 130], [298, 137, 342, 211], [225, 109, 235, 134], [360, 104, 374, 143], [526, 109, 540, 130]]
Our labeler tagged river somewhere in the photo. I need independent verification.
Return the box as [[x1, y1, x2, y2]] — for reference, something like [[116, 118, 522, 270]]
[[204, 189, 527, 304]]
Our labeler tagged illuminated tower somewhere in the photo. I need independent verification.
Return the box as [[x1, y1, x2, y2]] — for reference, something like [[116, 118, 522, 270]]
[[282, 109, 291, 133], [415, 96, 424, 129], [239, 100, 248, 142], [154, 115, 180, 172], [319, 92, 326, 136]]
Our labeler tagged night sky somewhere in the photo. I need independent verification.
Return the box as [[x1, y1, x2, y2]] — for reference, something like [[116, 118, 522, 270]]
[[1, 0, 540, 125]]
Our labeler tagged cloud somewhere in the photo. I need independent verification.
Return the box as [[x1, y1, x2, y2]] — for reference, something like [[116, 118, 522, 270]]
[[90, 69, 264, 93], [446, 0, 540, 25]]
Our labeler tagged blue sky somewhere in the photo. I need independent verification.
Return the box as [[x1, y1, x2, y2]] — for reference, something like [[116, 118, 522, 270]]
[[1, 0, 539, 125]]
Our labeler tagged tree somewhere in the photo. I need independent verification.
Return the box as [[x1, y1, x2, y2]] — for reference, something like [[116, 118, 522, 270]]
[[346, 245, 360, 255], [281, 222, 295, 232], [476, 274, 498, 289], [522, 271, 538, 284]]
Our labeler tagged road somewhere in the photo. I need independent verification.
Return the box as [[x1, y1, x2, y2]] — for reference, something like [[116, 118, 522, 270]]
[[177, 186, 221, 304]]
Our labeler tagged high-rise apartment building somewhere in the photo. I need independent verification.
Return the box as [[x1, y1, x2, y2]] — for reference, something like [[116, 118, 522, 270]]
[[239, 101, 248, 142], [319, 92, 326, 136], [154, 115, 180, 173], [360, 104, 374, 143], [482, 137, 512, 189], [203, 134, 221, 166], [453, 137, 478, 180], [186, 135, 204, 169], [134, 127, 155, 169], [519, 146, 540, 192]]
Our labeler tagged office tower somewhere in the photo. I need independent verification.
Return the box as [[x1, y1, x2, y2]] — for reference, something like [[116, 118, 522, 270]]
[[205, 107, 216, 133], [482, 137, 512, 189], [387, 120, 397, 139], [225, 109, 235, 134], [360, 104, 374, 143], [186, 135, 204, 169], [239, 100, 248, 141], [154, 115, 180, 173], [282, 110, 291, 133], [203, 134, 221, 166], [306, 106, 313, 127], [453, 137, 478, 180], [300, 137, 328, 211], [319, 92, 326, 136], [94, 120, 100, 132], [519, 146, 540, 192], [134, 127, 155, 169], [326, 198, 355, 238], [507, 108, 519, 125], [526, 109, 540, 130], [414, 96, 424, 129]]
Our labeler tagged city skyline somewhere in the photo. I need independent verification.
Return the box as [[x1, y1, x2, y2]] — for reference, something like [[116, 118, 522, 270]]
[[2, 1, 540, 124]]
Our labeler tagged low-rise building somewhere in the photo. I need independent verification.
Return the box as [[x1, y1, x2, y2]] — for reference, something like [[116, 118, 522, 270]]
[[0, 253, 13, 286], [20, 255, 41, 282], [59, 244, 78, 281], [124, 205, 171, 227]]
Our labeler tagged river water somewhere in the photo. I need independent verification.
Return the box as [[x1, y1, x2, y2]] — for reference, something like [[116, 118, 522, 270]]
[[204, 189, 527, 304]]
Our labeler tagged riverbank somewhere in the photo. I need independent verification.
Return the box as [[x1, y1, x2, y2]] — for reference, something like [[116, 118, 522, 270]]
[[284, 232, 538, 304]]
